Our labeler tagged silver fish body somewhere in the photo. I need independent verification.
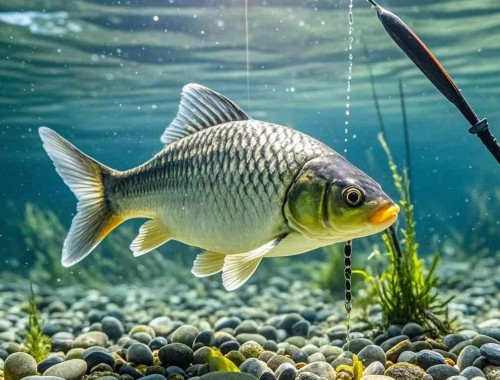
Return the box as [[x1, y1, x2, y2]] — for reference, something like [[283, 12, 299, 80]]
[[39, 83, 399, 290], [110, 120, 332, 255]]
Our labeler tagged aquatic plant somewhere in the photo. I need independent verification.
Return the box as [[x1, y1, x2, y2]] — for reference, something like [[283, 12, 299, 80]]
[[23, 283, 51, 363], [335, 354, 363, 380], [206, 348, 240, 372], [22, 202, 193, 288], [355, 134, 454, 334]]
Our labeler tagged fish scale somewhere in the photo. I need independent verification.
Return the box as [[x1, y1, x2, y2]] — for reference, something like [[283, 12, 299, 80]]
[[112, 120, 330, 253]]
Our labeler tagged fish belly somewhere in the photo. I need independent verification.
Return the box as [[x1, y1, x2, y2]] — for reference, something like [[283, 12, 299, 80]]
[[116, 120, 332, 255]]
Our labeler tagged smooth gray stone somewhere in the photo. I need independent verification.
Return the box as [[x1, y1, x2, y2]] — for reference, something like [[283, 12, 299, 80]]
[[43, 359, 87, 380], [458, 345, 482, 370], [480, 343, 500, 366], [200, 373, 260, 380], [426, 364, 459, 380], [460, 366, 485, 379]]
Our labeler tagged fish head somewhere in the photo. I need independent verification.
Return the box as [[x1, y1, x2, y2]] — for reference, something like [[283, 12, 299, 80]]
[[285, 154, 399, 241]]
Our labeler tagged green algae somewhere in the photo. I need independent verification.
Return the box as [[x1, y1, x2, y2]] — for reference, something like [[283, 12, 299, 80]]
[[23, 283, 51, 363], [355, 134, 455, 335], [21, 202, 193, 288]]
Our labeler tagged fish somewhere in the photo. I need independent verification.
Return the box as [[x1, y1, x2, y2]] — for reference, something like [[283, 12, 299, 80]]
[[39, 83, 400, 291]]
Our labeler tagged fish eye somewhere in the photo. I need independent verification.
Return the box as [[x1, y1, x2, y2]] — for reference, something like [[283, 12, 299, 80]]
[[342, 186, 364, 207]]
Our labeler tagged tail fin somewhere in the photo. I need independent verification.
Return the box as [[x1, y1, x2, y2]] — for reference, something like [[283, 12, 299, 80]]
[[39, 127, 124, 267]]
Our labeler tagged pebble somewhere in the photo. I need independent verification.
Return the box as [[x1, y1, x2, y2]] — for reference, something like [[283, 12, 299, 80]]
[[3, 352, 37, 380], [120, 364, 144, 379], [129, 325, 156, 338], [149, 337, 169, 351], [363, 361, 386, 376], [101, 316, 124, 341], [171, 324, 199, 347], [19, 377, 66, 380], [308, 352, 325, 363], [220, 341, 240, 355], [158, 343, 194, 369], [193, 346, 212, 364], [259, 326, 279, 341], [416, 350, 446, 370], [236, 333, 267, 346], [43, 359, 87, 380], [402, 323, 424, 338], [267, 355, 295, 372], [444, 334, 469, 349], [343, 338, 373, 354], [483, 365, 500, 380], [73, 331, 108, 348], [37, 356, 65, 373], [200, 373, 259, 380], [384, 362, 426, 380], [132, 331, 152, 344], [291, 320, 310, 337], [397, 351, 417, 364], [472, 335, 499, 348], [292, 350, 309, 364], [214, 317, 241, 331], [380, 336, 410, 352], [426, 364, 460, 380], [358, 345, 387, 366], [386, 339, 411, 362], [275, 362, 298, 380], [126, 342, 154, 365], [240, 358, 269, 378], [82, 347, 115, 369], [239, 340, 264, 358], [297, 362, 335, 379], [235, 321, 259, 335], [194, 331, 215, 347], [458, 345, 482, 370], [460, 366, 485, 379], [278, 314, 303, 333], [480, 343, 500, 365]]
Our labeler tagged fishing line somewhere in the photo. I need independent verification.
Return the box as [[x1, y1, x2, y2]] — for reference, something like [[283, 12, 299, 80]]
[[343, 0, 354, 154], [245, 0, 250, 108], [343, 0, 355, 341]]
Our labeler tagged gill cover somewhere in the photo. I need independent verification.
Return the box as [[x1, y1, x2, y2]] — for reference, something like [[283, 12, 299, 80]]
[[284, 156, 334, 239]]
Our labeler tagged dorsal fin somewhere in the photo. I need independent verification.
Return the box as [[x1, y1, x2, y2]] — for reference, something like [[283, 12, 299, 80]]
[[161, 83, 251, 144]]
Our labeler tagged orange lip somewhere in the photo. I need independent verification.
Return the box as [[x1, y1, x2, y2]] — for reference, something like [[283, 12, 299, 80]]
[[369, 204, 400, 225]]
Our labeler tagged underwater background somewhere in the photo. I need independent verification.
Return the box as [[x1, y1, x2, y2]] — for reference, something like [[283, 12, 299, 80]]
[[1, 0, 499, 270], [0, 1, 499, 379]]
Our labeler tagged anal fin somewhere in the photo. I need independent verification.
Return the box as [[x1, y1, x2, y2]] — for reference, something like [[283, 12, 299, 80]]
[[130, 219, 170, 257], [222, 234, 287, 291], [192, 251, 226, 277]]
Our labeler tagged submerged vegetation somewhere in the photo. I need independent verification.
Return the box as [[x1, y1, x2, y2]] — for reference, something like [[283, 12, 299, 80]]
[[23, 283, 51, 363], [21, 202, 194, 288], [355, 134, 454, 334]]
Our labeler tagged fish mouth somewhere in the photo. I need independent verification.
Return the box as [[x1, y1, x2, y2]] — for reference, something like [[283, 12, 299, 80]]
[[368, 203, 400, 225]]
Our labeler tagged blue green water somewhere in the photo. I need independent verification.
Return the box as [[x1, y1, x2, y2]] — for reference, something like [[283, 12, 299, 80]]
[[1, 0, 498, 272]]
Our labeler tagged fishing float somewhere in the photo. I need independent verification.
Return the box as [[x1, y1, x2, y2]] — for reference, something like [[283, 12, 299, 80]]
[[367, 0, 500, 164]]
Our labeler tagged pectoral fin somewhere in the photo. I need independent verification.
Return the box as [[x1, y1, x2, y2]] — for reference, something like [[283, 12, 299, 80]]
[[192, 250, 226, 277], [222, 234, 287, 291], [130, 219, 170, 257]]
